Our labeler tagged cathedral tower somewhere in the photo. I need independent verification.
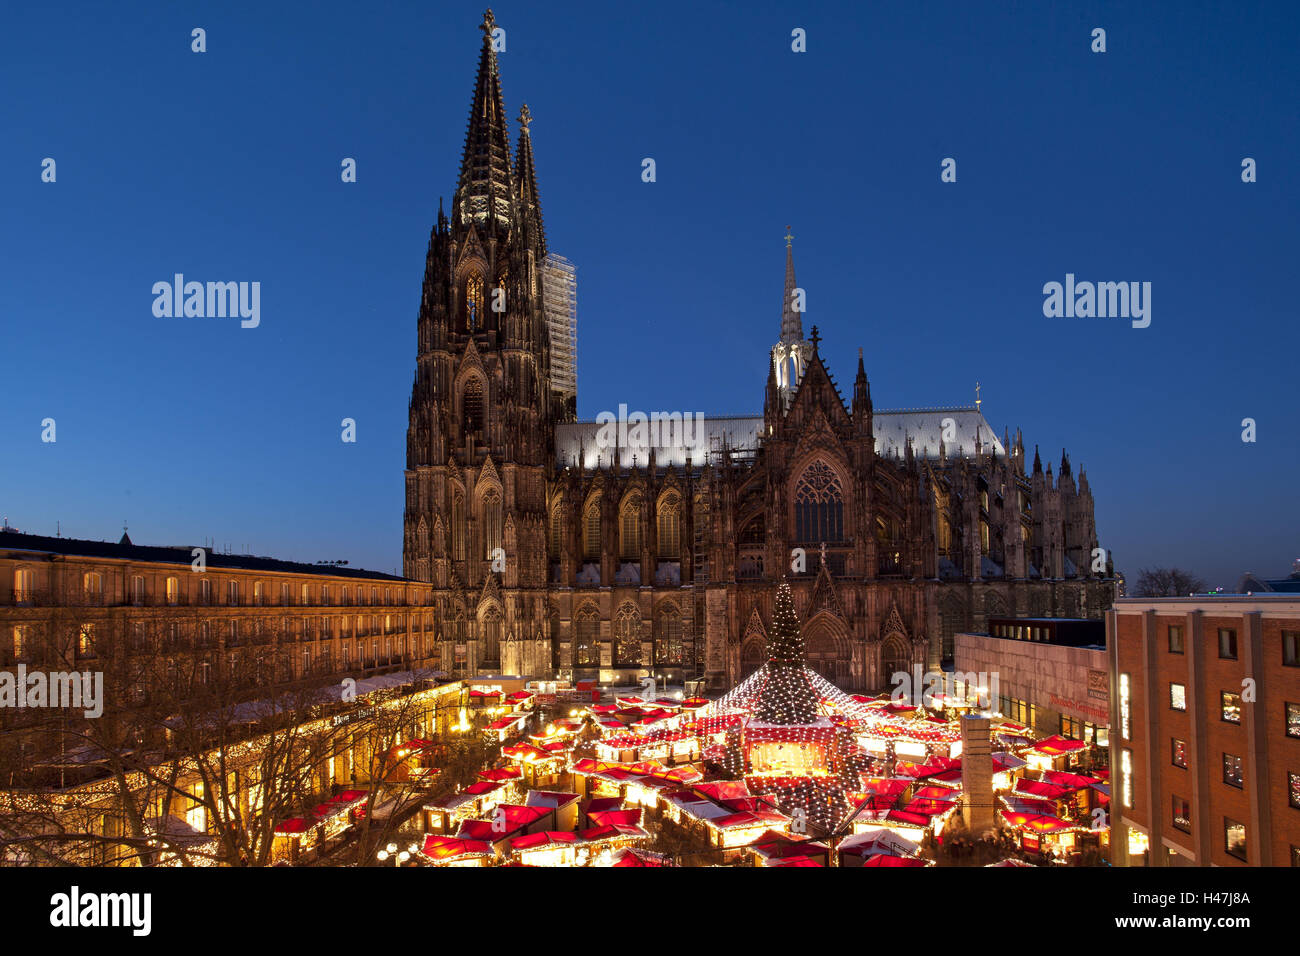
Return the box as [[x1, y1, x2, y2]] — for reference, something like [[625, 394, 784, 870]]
[[403, 9, 554, 674]]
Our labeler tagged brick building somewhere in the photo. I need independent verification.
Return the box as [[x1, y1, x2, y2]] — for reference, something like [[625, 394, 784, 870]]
[[1107, 596, 1300, 866]]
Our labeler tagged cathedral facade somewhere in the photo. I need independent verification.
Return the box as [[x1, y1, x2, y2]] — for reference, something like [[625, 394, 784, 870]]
[[402, 11, 1116, 693]]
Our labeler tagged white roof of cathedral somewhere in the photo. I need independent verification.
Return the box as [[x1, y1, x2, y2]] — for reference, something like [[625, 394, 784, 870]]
[[555, 407, 1004, 468]]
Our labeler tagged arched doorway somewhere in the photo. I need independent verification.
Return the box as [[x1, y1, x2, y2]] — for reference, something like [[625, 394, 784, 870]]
[[803, 615, 850, 688], [881, 634, 911, 687], [740, 637, 765, 679]]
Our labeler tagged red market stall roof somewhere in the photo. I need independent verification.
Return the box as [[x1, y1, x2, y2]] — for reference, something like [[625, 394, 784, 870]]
[[469, 689, 503, 700], [884, 809, 932, 828], [506, 691, 534, 702], [581, 823, 649, 842], [463, 781, 505, 797], [510, 830, 578, 852], [420, 834, 494, 862], [501, 742, 553, 762], [477, 767, 524, 782], [274, 817, 314, 835], [458, 805, 550, 841], [487, 716, 527, 731], [1015, 778, 1075, 801], [591, 704, 619, 714], [588, 807, 643, 828], [769, 855, 823, 866], [861, 853, 929, 867], [1002, 796, 1061, 818], [1041, 769, 1105, 789], [612, 848, 668, 866], [987, 858, 1036, 867], [1032, 735, 1089, 756], [585, 797, 625, 815], [859, 776, 912, 796], [709, 810, 788, 830], [999, 809, 1077, 833]]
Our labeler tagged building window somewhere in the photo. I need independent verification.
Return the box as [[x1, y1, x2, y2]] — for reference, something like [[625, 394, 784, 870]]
[[582, 498, 601, 561], [793, 460, 845, 544], [200, 578, 212, 605], [166, 576, 180, 605], [82, 572, 103, 600], [78, 623, 96, 659], [657, 492, 681, 559], [1218, 628, 1238, 660], [548, 502, 564, 560], [1290, 772, 1300, 810], [1284, 631, 1299, 667], [1223, 752, 1244, 788], [1168, 625, 1184, 654], [1221, 691, 1242, 724], [619, 493, 642, 561], [1170, 683, 1186, 711], [13, 568, 34, 604], [655, 604, 684, 665], [1172, 796, 1191, 833], [227, 580, 239, 605], [1172, 738, 1188, 769], [1292, 846, 1300, 867], [253, 581, 264, 606], [11, 626, 29, 662], [463, 378, 484, 434], [575, 606, 599, 667], [1121, 749, 1133, 808], [1224, 818, 1247, 861], [481, 489, 503, 562], [615, 605, 641, 667], [1287, 702, 1300, 739], [321, 585, 330, 606], [1119, 673, 1131, 739], [132, 576, 145, 605], [301, 583, 311, 605]]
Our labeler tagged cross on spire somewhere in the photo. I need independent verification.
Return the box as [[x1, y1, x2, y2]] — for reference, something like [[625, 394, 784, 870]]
[[480, 8, 496, 40], [975, 381, 982, 411], [784, 225, 793, 247], [518, 103, 532, 132]]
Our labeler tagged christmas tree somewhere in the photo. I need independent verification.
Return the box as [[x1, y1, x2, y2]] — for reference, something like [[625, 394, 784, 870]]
[[753, 578, 820, 724]]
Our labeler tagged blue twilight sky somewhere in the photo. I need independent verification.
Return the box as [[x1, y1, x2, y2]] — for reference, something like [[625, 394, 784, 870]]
[[0, 1, 1296, 587]]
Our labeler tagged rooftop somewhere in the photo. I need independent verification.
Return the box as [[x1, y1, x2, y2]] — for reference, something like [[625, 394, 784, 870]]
[[0, 530, 410, 582]]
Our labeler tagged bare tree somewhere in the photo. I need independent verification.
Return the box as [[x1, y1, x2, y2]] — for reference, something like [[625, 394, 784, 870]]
[[1132, 567, 1207, 598]]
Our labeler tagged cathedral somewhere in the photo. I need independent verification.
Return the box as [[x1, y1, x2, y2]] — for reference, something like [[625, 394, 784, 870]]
[[402, 11, 1116, 693]]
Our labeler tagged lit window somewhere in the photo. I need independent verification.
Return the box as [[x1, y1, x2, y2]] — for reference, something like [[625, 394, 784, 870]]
[[1172, 738, 1187, 769], [1223, 753, 1244, 788], [1224, 818, 1247, 861], [1287, 702, 1300, 739], [1172, 796, 1191, 833], [1119, 673, 1131, 738], [1221, 692, 1241, 724], [1170, 683, 1186, 711]]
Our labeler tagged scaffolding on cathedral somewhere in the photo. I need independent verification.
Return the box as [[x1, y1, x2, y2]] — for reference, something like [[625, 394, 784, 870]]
[[543, 253, 577, 409]]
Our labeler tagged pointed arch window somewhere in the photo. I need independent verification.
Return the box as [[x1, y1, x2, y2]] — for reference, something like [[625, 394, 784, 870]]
[[481, 487, 503, 561], [794, 460, 844, 543], [548, 502, 564, 560], [480, 606, 502, 664], [466, 273, 484, 330], [657, 492, 681, 559], [451, 491, 466, 561], [575, 605, 599, 666], [620, 493, 642, 560], [463, 379, 484, 437], [655, 604, 683, 664], [582, 498, 601, 560], [615, 605, 641, 667]]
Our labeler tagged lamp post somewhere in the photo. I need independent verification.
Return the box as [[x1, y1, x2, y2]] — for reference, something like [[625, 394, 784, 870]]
[[376, 841, 420, 867]]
